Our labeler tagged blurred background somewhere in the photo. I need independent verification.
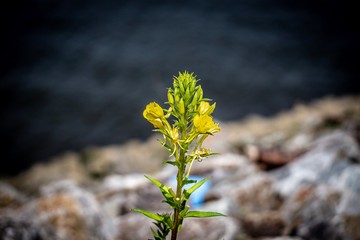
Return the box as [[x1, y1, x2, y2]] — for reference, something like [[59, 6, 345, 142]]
[[1, 0, 359, 175]]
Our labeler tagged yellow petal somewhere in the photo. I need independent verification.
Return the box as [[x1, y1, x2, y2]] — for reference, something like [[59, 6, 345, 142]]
[[193, 115, 220, 134], [143, 102, 164, 128]]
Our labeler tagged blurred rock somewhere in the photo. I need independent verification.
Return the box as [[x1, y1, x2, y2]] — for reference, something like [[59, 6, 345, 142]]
[[83, 136, 168, 177], [241, 211, 285, 238], [272, 131, 360, 197], [0, 215, 42, 240], [1, 96, 360, 240], [191, 153, 258, 184], [282, 185, 343, 239], [8, 152, 89, 194], [178, 216, 239, 240], [34, 180, 117, 240], [0, 183, 27, 212]]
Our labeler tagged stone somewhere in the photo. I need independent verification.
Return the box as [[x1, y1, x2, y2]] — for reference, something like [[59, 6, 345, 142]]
[[178, 216, 239, 240], [272, 131, 360, 197], [7, 152, 89, 194], [0, 182, 27, 212], [0, 215, 43, 240], [281, 185, 343, 240], [83, 135, 168, 176], [33, 180, 117, 240], [241, 211, 285, 238]]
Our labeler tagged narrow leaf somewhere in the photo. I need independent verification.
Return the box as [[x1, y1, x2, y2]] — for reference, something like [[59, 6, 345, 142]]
[[164, 160, 178, 167], [145, 175, 174, 201], [185, 211, 226, 218], [183, 178, 207, 200], [150, 227, 161, 239], [132, 208, 164, 222], [145, 175, 163, 188], [183, 179, 198, 185]]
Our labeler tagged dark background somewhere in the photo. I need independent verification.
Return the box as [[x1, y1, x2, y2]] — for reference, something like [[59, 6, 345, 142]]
[[1, 0, 359, 175]]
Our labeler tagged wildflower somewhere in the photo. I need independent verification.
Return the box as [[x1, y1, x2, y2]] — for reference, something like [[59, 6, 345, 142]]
[[143, 102, 165, 128], [198, 101, 215, 115], [193, 114, 221, 134]]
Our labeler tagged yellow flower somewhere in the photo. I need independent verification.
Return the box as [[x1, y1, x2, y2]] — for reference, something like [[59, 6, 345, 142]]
[[169, 127, 179, 141], [193, 115, 221, 134], [198, 101, 215, 115], [143, 102, 165, 128]]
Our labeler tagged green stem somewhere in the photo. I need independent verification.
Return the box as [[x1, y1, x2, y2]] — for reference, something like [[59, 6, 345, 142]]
[[171, 144, 186, 240]]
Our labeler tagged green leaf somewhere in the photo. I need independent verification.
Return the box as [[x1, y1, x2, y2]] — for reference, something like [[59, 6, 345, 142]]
[[183, 178, 198, 185], [162, 199, 179, 209], [150, 227, 161, 239], [145, 175, 175, 202], [183, 178, 208, 200], [132, 208, 164, 222], [164, 160, 179, 167], [145, 175, 163, 188], [184, 211, 226, 218]]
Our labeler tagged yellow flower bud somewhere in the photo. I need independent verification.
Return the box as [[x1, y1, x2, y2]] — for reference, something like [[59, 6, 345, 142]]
[[198, 101, 216, 115], [169, 127, 179, 141], [196, 86, 203, 100], [167, 89, 174, 105], [179, 98, 185, 115]]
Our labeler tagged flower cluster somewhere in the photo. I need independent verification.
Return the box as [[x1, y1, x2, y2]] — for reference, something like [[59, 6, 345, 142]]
[[143, 71, 220, 160]]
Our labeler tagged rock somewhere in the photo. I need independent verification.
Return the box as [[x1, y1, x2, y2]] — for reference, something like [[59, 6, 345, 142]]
[[338, 191, 360, 240], [241, 211, 286, 238], [336, 165, 360, 193], [259, 238, 302, 240], [7, 152, 89, 194], [178, 216, 239, 240], [0, 182, 27, 212], [102, 174, 148, 192], [210, 173, 282, 215], [116, 213, 154, 240], [281, 185, 343, 240], [272, 131, 360, 197], [32, 180, 117, 240], [99, 176, 165, 218], [0, 215, 43, 240], [191, 153, 258, 184], [244, 145, 306, 170], [83, 136, 168, 177]]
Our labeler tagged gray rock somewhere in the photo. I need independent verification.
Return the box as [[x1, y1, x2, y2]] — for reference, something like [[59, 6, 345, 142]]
[[0, 215, 43, 240], [272, 131, 360, 197], [34, 180, 117, 240], [178, 216, 239, 240], [0, 182, 27, 212]]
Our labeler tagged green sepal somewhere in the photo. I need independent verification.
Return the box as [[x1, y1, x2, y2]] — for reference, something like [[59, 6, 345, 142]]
[[132, 208, 163, 222], [184, 211, 226, 218]]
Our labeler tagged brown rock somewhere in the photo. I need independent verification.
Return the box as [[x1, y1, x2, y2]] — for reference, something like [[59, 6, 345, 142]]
[[241, 211, 285, 238], [37, 192, 87, 240], [8, 152, 88, 194]]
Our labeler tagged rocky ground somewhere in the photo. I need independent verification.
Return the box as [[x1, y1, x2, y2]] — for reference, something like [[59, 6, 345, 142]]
[[1, 95, 359, 240]]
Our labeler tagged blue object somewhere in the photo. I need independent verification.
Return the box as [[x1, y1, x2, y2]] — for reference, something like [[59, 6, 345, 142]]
[[171, 176, 211, 208]]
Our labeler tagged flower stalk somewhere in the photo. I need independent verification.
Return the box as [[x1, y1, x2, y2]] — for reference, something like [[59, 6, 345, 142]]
[[133, 71, 224, 240]]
